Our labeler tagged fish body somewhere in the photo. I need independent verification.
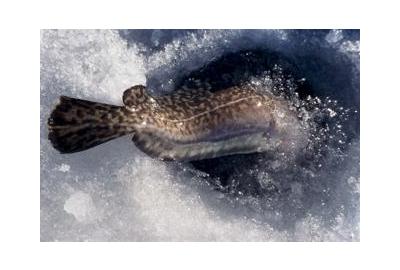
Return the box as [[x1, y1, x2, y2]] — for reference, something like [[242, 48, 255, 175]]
[[48, 85, 306, 161]]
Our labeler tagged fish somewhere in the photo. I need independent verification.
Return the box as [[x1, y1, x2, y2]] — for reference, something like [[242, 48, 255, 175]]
[[48, 84, 307, 161]]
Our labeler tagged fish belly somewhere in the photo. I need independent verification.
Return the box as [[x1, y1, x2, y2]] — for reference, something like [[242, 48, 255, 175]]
[[132, 128, 278, 162]]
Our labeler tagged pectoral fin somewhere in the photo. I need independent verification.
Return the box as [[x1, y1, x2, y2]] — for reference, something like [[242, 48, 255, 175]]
[[123, 85, 148, 107]]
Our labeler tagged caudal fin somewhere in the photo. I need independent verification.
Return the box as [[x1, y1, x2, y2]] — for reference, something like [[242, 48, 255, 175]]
[[48, 96, 130, 153]]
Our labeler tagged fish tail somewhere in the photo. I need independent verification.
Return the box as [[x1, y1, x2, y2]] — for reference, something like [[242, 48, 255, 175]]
[[48, 96, 132, 153]]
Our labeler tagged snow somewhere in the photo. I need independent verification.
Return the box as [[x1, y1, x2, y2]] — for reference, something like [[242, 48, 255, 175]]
[[64, 191, 97, 223], [40, 30, 359, 241]]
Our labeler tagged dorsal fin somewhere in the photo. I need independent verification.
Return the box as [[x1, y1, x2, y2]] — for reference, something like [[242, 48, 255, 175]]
[[123, 85, 148, 107]]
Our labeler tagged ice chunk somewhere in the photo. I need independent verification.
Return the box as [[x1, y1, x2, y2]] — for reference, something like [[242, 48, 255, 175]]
[[325, 29, 343, 44], [58, 163, 70, 172], [64, 191, 97, 223]]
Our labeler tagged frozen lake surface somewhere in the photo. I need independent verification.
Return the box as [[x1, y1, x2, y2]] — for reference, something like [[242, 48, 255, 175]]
[[40, 29, 359, 241]]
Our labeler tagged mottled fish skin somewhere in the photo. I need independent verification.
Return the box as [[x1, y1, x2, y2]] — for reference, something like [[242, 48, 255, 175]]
[[48, 84, 306, 161], [48, 96, 135, 153]]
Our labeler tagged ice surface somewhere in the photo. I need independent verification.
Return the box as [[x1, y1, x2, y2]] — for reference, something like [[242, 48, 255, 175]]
[[64, 191, 97, 223], [40, 30, 359, 241]]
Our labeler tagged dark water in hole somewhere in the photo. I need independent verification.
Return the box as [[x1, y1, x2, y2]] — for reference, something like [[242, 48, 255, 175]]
[[169, 46, 359, 201]]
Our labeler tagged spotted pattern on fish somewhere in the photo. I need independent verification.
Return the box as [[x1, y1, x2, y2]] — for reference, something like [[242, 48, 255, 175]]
[[48, 84, 304, 161]]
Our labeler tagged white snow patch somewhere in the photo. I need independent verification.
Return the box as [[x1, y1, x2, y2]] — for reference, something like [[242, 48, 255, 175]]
[[64, 191, 98, 223], [58, 163, 70, 172], [40, 29, 146, 104]]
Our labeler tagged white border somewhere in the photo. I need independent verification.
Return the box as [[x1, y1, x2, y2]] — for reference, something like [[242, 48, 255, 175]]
[[2, 0, 400, 269]]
